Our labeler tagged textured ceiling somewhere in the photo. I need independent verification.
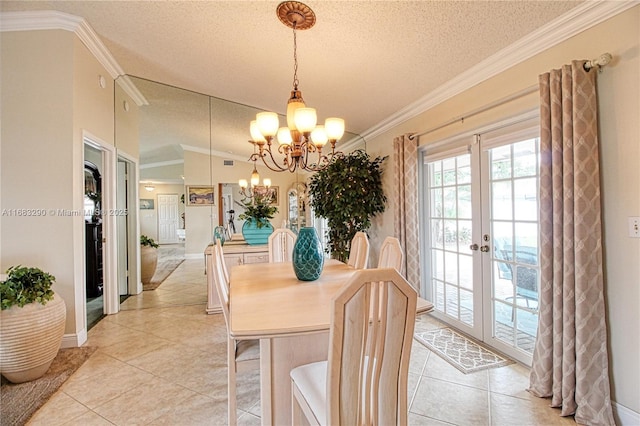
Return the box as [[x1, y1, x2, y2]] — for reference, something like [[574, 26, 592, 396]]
[[1, 0, 585, 165]]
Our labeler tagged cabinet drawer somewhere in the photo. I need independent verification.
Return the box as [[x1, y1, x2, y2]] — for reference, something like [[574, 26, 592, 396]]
[[223, 254, 244, 271], [244, 252, 269, 264]]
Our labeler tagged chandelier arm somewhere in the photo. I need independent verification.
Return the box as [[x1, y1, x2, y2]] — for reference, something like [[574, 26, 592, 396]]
[[262, 146, 292, 172], [258, 152, 290, 173]]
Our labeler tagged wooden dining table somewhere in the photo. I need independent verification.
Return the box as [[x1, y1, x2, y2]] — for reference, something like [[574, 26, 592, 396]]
[[229, 259, 433, 426]]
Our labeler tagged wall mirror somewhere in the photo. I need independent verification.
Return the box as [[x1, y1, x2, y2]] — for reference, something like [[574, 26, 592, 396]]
[[115, 75, 366, 252]]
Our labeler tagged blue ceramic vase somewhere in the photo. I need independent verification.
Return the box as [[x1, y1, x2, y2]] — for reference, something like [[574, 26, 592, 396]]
[[292, 227, 324, 281], [242, 219, 273, 245]]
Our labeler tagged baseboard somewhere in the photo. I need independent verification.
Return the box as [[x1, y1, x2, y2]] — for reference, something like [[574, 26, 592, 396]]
[[614, 401, 640, 426], [60, 329, 87, 348]]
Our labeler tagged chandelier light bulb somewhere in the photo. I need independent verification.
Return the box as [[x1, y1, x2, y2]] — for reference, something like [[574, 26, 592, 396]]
[[325, 117, 345, 141], [256, 112, 280, 138], [310, 125, 328, 147], [294, 107, 317, 133], [239, 179, 248, 189], [250, 120, 266, 143], [251, 168, 261, 187], [277, 127, 293, 145], [263, 178, 272, 188]]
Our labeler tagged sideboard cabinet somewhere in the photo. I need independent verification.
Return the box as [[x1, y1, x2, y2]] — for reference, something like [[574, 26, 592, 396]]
[[204, 242, 269, 314]]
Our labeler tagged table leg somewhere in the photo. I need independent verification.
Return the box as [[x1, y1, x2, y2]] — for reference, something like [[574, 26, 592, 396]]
[[259, 331, 329, 426]]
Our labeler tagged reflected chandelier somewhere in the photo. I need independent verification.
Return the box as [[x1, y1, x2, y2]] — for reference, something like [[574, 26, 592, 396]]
[[248, 1, 345, 173]]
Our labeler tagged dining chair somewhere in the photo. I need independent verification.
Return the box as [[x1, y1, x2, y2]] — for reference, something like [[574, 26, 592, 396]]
[[215, 239, 230, 285], [347, 231, 369, 269], [290, 268, 418, 425], [211, 243, 260, 425], [268, 227, 297, 263], [377, 236, 404, 272]]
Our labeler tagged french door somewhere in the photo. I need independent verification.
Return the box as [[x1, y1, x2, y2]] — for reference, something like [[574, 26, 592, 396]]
[[422, 121, 540, 364]]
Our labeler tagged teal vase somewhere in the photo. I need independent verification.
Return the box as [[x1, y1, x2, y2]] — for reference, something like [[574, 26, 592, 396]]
[[213, 226, 225, 246], [242, 219, 273, 245], [292, 227, 324, 281]]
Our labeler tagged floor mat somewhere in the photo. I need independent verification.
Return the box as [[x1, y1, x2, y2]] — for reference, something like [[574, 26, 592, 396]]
[[143, 259, 184, 291], [415, 327, 513, 374]]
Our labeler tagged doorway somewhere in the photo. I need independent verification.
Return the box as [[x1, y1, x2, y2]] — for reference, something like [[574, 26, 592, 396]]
[[421, 119, 541, 365], [84, 146, 104, 329]]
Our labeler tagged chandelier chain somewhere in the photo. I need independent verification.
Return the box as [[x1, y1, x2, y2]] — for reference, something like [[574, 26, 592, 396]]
[[292, 23, 299, 90]]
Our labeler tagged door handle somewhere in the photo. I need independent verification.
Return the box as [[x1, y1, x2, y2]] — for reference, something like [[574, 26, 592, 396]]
[[469, 244, 479, 251], [480, 245, 490, 252]]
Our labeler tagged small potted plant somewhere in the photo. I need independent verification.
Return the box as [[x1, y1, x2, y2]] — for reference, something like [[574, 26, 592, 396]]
[[140, 235, 159, 285], [238, 190, 278, 245], [0, 265, 66, 383]]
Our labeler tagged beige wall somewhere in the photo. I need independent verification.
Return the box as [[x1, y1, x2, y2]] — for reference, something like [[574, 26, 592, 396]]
[[182, 151, 298, 256], [1, 29, 115, 344], [367, 6, 639, 418], [115, 81, 140, 160]]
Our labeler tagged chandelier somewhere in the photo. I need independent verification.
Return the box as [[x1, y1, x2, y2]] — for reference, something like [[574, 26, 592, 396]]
[[248, 1, 345, 173], [238, 159, 274, 203]]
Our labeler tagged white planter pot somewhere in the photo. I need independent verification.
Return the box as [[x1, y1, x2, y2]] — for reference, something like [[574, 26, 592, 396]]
[[0, 292, 66, 383]]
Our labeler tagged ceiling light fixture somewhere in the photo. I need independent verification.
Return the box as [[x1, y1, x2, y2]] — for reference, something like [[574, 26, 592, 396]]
[[239, 158, 274, 202], [144, 184, 155, 192], [248, 1, 345, 173]]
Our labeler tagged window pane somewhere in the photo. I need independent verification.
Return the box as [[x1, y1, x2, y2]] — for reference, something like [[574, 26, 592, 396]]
[[514, 177, 537, 221], [491, 145, 511, 179], [513, 139, 537, 177], [458, 184, 472, 219], [492, 181, 512, 220], [457, 156, 471, 184]]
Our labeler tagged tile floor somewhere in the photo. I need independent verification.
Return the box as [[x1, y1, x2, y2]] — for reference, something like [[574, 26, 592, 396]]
[[29, 259, 576, 426]]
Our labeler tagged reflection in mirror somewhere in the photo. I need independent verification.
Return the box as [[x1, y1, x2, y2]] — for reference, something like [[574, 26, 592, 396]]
[[116, 75, 366, 255], [218, 183, 246, 239]]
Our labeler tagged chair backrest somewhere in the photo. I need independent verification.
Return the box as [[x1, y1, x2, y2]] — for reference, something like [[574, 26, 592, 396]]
[[216, 239, 230, 285], [211, 243, 231, 328], [268, 228, 297, 263], [327, 268, 417, 426], [377, 237, 404, 272], [347, 231, 369, 269]]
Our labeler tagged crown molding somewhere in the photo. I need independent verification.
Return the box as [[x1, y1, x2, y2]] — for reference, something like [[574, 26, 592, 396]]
[[140, 159, 184, 170], [181, 144, 250, 163], [361, 0, 639, 141], [0, 10, 146, 106], [116, 75, 148, 107], [1, 10, 124, 79]]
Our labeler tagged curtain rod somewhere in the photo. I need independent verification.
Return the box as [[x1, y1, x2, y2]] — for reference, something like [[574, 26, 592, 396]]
[[409, 52, 612, 141]]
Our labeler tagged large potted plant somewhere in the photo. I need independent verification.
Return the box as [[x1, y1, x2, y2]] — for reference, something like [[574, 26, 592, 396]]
[[238, 189, 278, 245], [308, 150, 387, 262], [0, 265, 66, 383], [140, 235, 159, 285]]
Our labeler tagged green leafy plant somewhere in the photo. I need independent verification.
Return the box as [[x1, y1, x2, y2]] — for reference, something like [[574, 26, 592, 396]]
[[308, 150, 387, 262], [140, 235, 159, 248], [0, 266, 56, 310], [238, 191, 278, 229]]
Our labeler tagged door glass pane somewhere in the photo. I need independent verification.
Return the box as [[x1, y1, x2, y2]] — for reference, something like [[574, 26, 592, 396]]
[[489, 138, 540, 356], [426, 153, 474, 327]]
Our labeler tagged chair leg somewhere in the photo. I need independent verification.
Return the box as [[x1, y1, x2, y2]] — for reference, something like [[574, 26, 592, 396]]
[[228, 340, 237, 425]]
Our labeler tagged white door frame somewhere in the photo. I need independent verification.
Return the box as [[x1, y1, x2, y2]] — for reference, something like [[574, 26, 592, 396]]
[[83, 132, 119, 317], [117, 150, 141, 295]]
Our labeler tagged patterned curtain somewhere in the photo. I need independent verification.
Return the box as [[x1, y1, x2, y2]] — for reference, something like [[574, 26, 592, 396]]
[[393, 134, 420, 292], [528, 61, 614, 425]]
